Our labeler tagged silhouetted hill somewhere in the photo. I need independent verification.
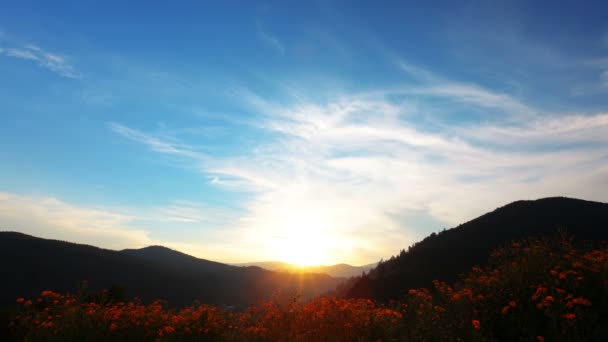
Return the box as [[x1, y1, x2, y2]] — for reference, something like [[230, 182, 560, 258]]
[[234, 261, 377, 278], [344, 197, 608, 301], [122, 245, 235, 274], [0, 232, 341, 309]]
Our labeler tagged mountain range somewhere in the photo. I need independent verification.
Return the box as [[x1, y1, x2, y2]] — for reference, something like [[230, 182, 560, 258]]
[[0, 232, 341, 309], [2, 196, 608, 310], [233, 261, 377, 278]]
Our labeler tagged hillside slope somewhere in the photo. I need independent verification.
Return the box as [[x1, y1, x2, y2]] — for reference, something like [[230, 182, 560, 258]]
[[0, 232, 341, 309], [122, 245, 235, 274], [344, 197, 608, 301]]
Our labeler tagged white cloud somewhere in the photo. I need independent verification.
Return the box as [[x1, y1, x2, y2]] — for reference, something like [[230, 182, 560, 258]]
[[6, 48, 39, 60], [0, 43, 80, 78], [0, 192, 249, 262], [391, 56, 534, 118], [0, 192, 148, 249], [107, 60, 608, 265], [107, 122, 207, 160], [458, 113, 608, 146]]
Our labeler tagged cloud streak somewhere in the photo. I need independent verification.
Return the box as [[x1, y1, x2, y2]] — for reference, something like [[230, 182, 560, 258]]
[[0, 192, 250, 262], [0, 43, 80, 78], [256, 22, 285, 55]]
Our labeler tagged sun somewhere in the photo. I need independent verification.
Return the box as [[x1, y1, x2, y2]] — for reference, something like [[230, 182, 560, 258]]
[[253, 192, 344, 267], [279, 234, 329, 267], [271, 214, 336, 267]]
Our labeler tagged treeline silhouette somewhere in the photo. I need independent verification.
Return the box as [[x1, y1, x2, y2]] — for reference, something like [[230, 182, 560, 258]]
[[342, 197, 608, 301]]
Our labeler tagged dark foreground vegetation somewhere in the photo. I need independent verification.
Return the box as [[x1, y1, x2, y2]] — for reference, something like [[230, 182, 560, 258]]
[[8, 236, 608, 341]]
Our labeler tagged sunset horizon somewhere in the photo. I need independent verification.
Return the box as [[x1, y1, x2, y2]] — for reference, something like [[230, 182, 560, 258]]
[[3, 2, 608, 340], [2, 1, 608, 266]]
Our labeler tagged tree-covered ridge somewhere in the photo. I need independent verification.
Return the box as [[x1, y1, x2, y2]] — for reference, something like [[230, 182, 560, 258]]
[[343, 197, 608, 301]]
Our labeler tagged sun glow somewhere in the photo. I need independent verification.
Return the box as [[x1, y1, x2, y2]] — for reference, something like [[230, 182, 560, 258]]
[[277, 231, 331, 267], [265, 203, 339, 267]]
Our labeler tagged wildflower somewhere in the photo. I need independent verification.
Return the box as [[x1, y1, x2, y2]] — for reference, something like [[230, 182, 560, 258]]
[[537, 336, 545, 342], [509, 300, 516, 308], [472, 319, 481, 330], [16, 298, 25, 303], [433, 305, 445, 313], [563, 313, 576, 320], [568, 297, 591, 308]]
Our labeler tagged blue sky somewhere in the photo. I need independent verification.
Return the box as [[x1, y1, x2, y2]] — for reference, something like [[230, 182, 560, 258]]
[[1, 1, 608, 265]]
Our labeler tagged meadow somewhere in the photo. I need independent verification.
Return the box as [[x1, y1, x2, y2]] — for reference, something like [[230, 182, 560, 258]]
[[9, 237, 608, 341]]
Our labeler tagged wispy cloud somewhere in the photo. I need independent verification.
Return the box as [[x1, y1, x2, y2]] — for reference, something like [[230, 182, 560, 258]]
[[108, 58, 608, 264], [256, 22, 285, 55], [107, 122, 207, 160], [0, 192, 248, 262], [0, 43, 80, 78], [572, 57, 608, 96], [0, 192, 148, 249], [391, 56, 534, 118], [569, 34, 608, 96]]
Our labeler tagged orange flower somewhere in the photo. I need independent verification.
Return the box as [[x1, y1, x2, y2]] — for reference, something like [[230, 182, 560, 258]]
[[472, 319, 481, 330]]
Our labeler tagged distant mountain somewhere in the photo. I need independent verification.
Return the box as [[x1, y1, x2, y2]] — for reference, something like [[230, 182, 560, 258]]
[[234, 261, 377, 278], [0, 232, 342, 309], [234, 261, 292, 271], [122, 245, 235, 274], [343, 197, 608, 301]]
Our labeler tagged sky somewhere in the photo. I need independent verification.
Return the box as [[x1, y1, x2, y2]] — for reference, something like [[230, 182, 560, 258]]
[[1, 1, 608, 266]]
